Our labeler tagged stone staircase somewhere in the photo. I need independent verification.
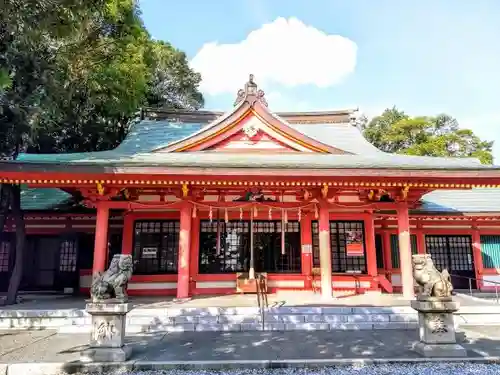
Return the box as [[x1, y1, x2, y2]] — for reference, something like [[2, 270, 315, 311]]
[[1, 305, 500, 333]]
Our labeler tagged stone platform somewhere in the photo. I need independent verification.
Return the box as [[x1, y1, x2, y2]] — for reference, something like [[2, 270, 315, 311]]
[[0, 292, 499, 333]]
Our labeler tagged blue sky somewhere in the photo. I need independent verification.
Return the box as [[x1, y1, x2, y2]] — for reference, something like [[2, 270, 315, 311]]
[[140, 0, 500, 162]]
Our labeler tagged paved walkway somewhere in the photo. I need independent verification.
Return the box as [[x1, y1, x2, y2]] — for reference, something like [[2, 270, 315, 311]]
[[1, 325, 500, 363]]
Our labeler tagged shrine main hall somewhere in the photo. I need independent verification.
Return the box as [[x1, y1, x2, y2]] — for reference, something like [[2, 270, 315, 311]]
[[2, 75, 500, 300]]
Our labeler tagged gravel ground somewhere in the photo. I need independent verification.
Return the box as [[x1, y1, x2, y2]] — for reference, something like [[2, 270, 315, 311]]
[[69, 364, 500, 375]]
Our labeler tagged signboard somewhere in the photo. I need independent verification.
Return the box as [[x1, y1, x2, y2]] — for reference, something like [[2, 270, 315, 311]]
[[142, 247, 158, 258], [345, 230, 364, 257], [345, 270, 362, 274]]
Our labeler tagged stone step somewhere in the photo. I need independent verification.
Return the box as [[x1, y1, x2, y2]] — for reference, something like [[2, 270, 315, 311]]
[[1, 305, 500, 333], [55, 321, 420, 333]]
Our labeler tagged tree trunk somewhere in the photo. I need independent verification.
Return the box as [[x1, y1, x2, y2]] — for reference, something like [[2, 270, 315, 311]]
[[5, 184, 25, 305]]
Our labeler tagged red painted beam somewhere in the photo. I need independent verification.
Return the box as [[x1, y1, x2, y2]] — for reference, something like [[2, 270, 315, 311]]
[[3, 168, 500, 182]]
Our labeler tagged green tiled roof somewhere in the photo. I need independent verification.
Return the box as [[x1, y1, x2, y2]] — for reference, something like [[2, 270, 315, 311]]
[[9, 109, 500, 211], [418, 189, 500, 213], [14, 115, 492, 170], [21, 187, 74, 211], [9, 151, 494, 170], [17, 120, 206, 163]]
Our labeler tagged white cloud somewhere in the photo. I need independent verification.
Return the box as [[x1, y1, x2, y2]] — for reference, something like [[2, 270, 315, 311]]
[[190, 17, 357, 95]]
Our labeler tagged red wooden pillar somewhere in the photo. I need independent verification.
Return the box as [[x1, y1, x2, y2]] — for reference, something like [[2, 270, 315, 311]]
[[92, 202, 109, 275], [416, 222, 426, 254], [364, 213, 378, 279], [381, 226, 393, 276], [177, 204, 192, 299], [121, 212, 134, 255], [397, 203, 413, 299], [318, 206, 332, 298], [189, 217, 200, 294], [472, 228, 484, 290], [416, 232, 426, 254], [301, 214, 313, 289]]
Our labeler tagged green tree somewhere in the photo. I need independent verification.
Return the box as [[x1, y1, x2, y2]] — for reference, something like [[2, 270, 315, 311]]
[[30, 10, 204, 153], [30, 0, 151, 153], [146, 40, 204, 110], [362, 107, 494, 164], [0, 0, 112, 304], [0, 0, 204, 304]]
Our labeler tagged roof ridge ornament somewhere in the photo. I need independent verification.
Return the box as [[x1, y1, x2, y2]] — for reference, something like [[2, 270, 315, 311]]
[[234, 74, 268, 107]]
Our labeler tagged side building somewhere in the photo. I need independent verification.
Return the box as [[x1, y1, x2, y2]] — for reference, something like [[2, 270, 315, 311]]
[[1, 76, 500, 298]]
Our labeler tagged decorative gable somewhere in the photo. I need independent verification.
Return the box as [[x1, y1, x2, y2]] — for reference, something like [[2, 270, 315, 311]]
[[205, 113, 305, 152], [154, 75, 351, 155]]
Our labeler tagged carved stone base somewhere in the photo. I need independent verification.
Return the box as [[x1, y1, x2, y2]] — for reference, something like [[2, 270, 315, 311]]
[[411, 298, 466, 358], [82, 302, 132, 362], [81, 345, 132, 362], [412, 342, 467, 358]]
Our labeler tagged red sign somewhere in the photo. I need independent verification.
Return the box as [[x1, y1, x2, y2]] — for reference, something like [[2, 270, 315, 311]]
[[346, 242, 364, 257], [346, 230, 364, 257]]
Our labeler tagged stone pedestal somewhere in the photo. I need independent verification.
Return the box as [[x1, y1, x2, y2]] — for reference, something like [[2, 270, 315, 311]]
[[411, 297, 466, 357], [80, 302, 132, 362]]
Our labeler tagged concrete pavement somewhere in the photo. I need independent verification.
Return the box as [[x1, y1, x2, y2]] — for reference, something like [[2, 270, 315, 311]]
[[1, 326, 500, 374]]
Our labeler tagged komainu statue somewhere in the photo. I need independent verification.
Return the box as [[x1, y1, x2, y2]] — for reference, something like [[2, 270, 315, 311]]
[[412, 254, 453, 298], [90, 254, 133, 303]]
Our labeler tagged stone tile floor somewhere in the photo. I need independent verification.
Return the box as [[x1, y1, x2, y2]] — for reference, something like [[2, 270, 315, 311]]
[[69, 365, 500, 375], [1, 326, 500, 363]]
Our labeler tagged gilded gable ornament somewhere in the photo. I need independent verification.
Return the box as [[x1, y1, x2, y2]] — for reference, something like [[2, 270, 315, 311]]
[[242, 123, 259, 138], [234, 74, 268, 107]]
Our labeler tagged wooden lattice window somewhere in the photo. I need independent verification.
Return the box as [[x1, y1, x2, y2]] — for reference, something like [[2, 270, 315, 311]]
[[330, 221, 367, 273], [253, 221, 301, 273], [311, 220, 367, 273], [199, 220, 249, 274], [312, 221, 320, 267], [0, 241, 10, 272], [425, 235, 473, 272], [133, 220, 180, 274], [59, 239, 77, 272], [199, 220, 302, 274]]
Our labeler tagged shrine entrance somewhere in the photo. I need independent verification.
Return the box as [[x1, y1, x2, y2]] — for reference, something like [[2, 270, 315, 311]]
[[21, 235, 79, 292], [198, 218, 302, 274], [425, 235, 476, 290], [253, 221, 301, 274]]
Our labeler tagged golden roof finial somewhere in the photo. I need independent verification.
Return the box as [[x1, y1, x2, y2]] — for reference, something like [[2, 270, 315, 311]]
[[234, 74, 268, 107]]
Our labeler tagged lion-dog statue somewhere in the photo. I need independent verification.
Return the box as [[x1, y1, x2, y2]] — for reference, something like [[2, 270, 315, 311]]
[[412, 254, 453, 298], [90, 254, 133, 303]]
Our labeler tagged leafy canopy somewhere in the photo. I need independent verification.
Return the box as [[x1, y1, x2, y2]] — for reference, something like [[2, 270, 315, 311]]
[[362, 107, 494, 164], [0, 0, 205, 305], [0, 0, 204, 156]]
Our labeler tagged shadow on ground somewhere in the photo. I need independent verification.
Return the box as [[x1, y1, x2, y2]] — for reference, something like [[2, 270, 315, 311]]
[[48, 327, 500, 373]]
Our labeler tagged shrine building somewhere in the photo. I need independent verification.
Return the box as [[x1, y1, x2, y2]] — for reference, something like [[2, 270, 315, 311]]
[[2, 75, 500, 300]]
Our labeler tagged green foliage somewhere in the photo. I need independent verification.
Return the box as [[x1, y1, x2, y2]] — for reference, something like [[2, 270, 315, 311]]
[[0, 69, 11, 90], [146, 40, 204, 110], [0, 0, 204, 305], [362, 107, 494, 164], [0, 0, 204, 156]]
